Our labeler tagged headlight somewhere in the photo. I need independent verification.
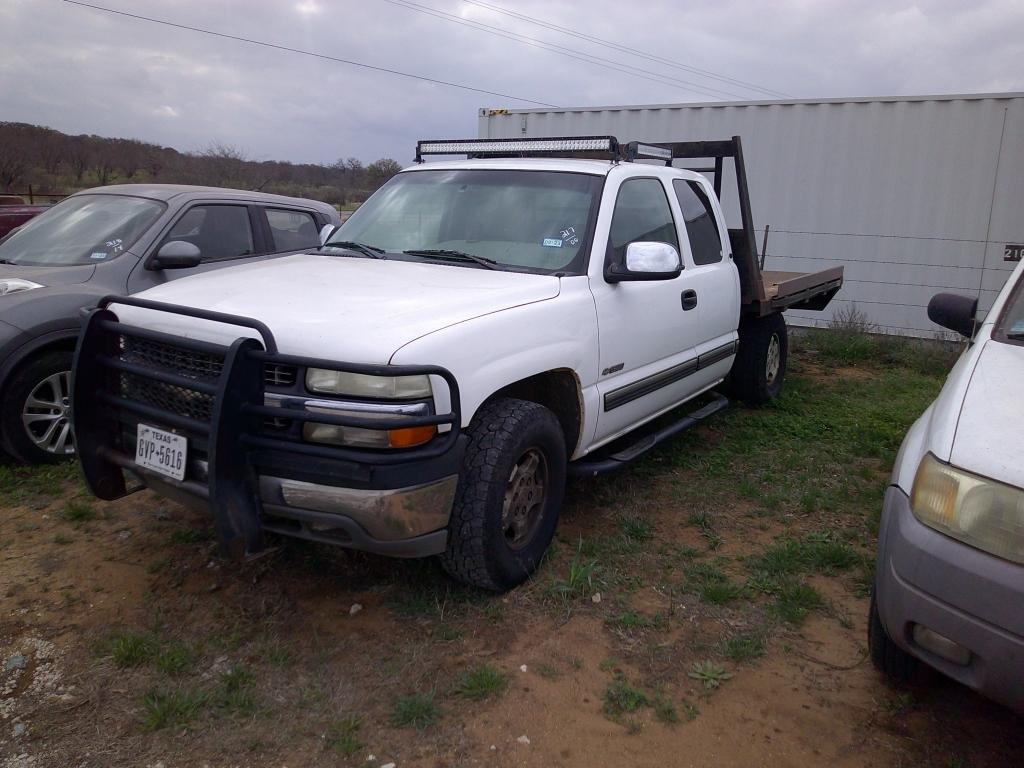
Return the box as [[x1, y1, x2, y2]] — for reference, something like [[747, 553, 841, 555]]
[[0, 279, 44, 296], [306, 368, 432, 399], [911, 453, 1024, 564]]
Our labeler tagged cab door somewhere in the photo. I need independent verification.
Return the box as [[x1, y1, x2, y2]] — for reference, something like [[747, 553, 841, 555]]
[[589, 174, 705, 446], [668, 177, 740, 393]]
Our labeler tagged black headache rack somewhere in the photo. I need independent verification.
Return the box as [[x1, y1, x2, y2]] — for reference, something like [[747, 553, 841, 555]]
[[418, 135, 843, 316], [72, 295, 463, 558]]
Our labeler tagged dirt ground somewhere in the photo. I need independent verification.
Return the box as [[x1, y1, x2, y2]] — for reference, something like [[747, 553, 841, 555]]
[[1, 351, 1021, 767]]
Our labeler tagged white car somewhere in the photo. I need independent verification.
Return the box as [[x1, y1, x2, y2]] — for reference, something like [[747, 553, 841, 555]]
[[871, 258, 1024, 712], [71, 136, 842, 591]]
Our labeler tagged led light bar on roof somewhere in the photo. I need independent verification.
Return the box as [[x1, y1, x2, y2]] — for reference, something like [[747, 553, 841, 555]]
[[632, 143, 672, 161], [415, 136, 620, 162]]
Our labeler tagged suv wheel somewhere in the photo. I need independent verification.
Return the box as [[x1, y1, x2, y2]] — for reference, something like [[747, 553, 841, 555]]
[[441, 397, 566, 592], [2, 350, 76, 464], [868, 589, 916, 682], [727, 312, 788, 405]]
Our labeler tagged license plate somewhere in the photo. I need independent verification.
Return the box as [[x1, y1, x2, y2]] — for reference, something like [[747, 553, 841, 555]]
[[135, 423, 187, 481]]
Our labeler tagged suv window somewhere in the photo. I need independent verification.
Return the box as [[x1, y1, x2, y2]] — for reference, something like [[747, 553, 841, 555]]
[[607, 178, 678, 264], [266, 208, 319, 251], [161, 205, 255, 262], [673, 179, 722, 265]]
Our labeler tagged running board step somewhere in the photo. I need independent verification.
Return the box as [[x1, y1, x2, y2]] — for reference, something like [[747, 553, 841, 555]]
[[568, 394, 729, 477]]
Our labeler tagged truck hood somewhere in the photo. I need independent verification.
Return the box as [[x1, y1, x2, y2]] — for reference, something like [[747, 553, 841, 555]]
[[950, 340, 1024, 489], [116, 254, 561, 363]]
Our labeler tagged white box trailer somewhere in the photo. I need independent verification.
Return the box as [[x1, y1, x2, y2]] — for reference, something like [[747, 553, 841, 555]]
[[478, 93, 1024, 337]]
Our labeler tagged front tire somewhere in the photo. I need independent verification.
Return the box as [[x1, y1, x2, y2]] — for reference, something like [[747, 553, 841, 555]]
[[868, 589, 916, 682], [1, 350, 76, 464], [727, 312, 788, 405], [441, 397, 566, 592]]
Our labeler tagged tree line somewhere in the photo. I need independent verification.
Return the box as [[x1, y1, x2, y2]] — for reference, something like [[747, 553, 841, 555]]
[[0, 122, 403, 206]]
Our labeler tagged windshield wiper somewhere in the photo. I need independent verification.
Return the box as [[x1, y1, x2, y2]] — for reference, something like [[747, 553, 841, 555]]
[[1006, 331, 1024, 340], [321, 241, 386, 259], [403, 249, 500, 270]]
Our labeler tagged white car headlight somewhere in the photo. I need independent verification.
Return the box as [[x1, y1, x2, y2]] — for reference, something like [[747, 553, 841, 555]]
[[911, 453, 1024, 564], [306, 368, 432, 400], [0, 279, 44, 296]]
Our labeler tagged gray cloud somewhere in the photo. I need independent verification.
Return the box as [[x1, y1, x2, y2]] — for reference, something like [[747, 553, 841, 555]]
[[1, 0, 1021, 165]]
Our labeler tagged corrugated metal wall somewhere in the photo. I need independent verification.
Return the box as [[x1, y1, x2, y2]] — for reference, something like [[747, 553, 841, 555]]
[[479, 94, 1023, 337]]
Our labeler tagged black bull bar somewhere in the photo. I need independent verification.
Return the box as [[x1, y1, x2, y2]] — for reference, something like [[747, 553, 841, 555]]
[[72, 296, 462, 558]]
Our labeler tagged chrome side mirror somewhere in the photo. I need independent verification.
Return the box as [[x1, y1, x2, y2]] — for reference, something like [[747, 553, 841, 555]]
[[319, 224, 336, 246], [606, 241, 682, 283]]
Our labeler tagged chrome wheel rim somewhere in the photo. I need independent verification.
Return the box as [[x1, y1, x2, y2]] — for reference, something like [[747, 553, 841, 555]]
[[22, 370, 75, 455], [766, 334, 781, 385], [502, 447, 548, 551]]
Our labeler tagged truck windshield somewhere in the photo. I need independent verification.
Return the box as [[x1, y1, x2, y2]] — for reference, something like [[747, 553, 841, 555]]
[[0, 194, 165, 266], [329, 169, 603, 274]]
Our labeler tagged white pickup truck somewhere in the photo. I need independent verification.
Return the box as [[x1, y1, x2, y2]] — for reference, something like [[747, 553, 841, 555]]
[[72, 136, 842, 591]]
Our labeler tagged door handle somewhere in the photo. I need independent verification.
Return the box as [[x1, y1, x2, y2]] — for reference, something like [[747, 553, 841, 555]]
[[681, 289, 698, 311]]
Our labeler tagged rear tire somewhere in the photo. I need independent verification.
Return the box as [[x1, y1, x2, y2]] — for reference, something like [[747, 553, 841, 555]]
[[727, 313, 788, 405], [868, 589, 916, 682], [1, 350, 76, 464], [441, 397, 566, 592]]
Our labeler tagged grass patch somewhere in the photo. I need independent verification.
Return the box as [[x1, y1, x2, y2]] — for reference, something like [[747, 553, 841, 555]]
[[653, 694, 678, 724], [772, 582, 825, 624], [102, 629, 157, 668], [215, 665, 256, 714], [167, 527, 213, 545], [140, 688, 207, 731], [699, 580, 746, 605], [549, 539, 598, 598], [0, 462, 78, 507], [724, 631, 767, 663], [391, 691, 441, 730], [605, 611, 658, 631], [60, 498, 96, 523], [453, 664, 508, 701], [154, 643, 197, 676], [53, 533, 73, 545], [602, 677, 650, 718], [324, 715, 363, 756]]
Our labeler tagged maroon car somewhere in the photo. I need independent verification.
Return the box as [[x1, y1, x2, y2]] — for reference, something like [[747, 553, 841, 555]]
[[0, 196, 50, 239]]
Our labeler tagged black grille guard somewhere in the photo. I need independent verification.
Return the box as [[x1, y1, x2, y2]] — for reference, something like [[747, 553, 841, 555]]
[[72, 295, 462, 558]]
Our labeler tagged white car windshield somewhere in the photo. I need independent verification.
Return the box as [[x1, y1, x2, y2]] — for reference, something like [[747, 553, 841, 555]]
[[0, 194, 165, 266], [327, 169, 603, 275], [996, 272, 1024, 342]]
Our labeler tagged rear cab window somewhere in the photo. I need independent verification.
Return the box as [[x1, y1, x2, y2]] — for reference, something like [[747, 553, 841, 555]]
[[266, 208, 320, 251], [672, 179, 723, 265]]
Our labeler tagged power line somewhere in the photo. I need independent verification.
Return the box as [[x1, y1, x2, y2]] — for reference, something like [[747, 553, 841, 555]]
[[381, 0, 748, 101], [62, 0, 559, 108], [461, 0, 792, 99]]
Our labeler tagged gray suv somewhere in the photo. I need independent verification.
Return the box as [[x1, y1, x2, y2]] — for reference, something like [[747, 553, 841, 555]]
[[0, 184, 340, 463]]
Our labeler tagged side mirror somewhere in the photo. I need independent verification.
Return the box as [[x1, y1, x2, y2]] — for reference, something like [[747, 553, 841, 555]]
[[319, 224, 336, 246], [928, 292, 977, 338], [606, 242, 682, 283], [151, 240, 202, 270]]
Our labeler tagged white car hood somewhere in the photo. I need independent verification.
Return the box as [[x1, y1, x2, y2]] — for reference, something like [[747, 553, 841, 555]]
[[115, 254, 560, 363], [950, 340, 1024, 488]]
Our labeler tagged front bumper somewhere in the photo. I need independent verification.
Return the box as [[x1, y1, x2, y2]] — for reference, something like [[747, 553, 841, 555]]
[[72, 296, 465, 559], [875, 484, 1024, 712]]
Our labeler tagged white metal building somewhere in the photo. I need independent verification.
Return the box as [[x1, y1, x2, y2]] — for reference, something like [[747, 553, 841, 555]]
[[478, 93, 1023, 337]]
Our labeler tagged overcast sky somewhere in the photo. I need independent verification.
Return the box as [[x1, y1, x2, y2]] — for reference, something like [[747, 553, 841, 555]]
[[1, 0, 1021, 165]]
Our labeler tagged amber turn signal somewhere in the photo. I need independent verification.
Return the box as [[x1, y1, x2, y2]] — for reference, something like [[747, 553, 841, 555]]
[[387, 425, 436, 448]]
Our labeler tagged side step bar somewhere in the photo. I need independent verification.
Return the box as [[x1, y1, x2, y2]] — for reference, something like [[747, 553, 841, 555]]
[[569, 394, 729, 477]]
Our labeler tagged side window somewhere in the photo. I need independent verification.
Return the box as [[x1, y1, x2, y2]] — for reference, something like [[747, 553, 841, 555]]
[[160, 205, 254, 262], [672, 180, 722, 265], [266, 208, 320, 251], [607, 178, 678, 264]]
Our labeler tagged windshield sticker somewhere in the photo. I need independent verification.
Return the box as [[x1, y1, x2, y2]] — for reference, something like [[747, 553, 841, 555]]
[[543, 238, 563, 247], [90, 252, 108, 260], [560, 226, 580, 247], [105, 238, 124, 254]]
